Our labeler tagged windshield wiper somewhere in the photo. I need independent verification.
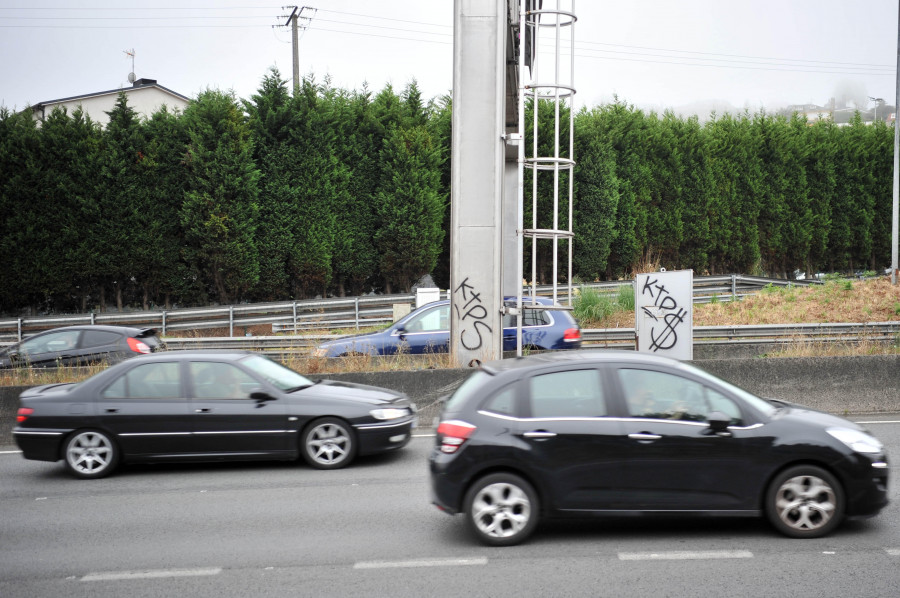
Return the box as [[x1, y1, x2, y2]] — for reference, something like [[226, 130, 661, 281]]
[[286, 380, 322, 393]]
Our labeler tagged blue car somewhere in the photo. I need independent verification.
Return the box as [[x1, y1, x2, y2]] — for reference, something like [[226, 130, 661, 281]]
[[313, 297, 582, 357]]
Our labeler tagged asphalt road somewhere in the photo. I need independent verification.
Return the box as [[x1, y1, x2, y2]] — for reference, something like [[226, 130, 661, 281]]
[[1, 418, 899, 598]]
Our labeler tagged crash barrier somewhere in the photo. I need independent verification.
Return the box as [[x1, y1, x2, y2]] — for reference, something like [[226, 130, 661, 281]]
[[0, 275, 817, 342], [2, 354, 899, 447]]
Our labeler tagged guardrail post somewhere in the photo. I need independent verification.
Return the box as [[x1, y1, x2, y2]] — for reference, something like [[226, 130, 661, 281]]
[[90, 312, 96, 325], [162, 311, 167, 336], [229, 306, 234, 338], [731, 275, 737, 302], [17, 318, 22, 341], [355, 297, 360, 330], [292, 302, 297, 334]]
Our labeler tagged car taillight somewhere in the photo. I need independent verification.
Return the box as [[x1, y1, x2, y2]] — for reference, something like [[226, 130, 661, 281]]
[[563, 328, 581, 342], [127, 337, 152, 354], [17, 407, 34, 423], [436, 420, 476, 454]]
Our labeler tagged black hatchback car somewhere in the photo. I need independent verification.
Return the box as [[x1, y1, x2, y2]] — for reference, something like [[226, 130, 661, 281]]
[[0, 325, 163, 368], [14, 350, 416, 478], [429, 351, 889, 545]]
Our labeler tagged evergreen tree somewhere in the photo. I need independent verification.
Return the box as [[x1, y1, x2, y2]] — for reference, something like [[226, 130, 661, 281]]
[[374, 126, 444, 293], [181, 89, 260, 304]]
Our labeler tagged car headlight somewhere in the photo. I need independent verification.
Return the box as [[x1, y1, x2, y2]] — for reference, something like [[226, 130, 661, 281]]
[[827, 428, 883, 454], [370, 408, 409, 420]]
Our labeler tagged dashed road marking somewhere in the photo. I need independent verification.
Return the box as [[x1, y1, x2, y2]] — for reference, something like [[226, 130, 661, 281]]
[[81, 567, 222, 581], [354, 557, 488, 569], [619, 550, 753, 561]]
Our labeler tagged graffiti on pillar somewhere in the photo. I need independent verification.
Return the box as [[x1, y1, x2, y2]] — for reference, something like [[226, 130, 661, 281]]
[[640, 276, 687, 351], [635, 270, 693, 361], [454, 277, 492, 350]]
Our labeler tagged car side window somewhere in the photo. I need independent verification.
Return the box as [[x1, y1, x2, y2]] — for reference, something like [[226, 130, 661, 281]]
[[81, 330, 121, 348], [20, 330, 81, 355], [502, 308, 550, 328], [704, 387, 743, 425], [102, 362, 182, 399], [481, 385, 518, 416], [190, 362, 258, 399], [403, 305, 449, 333], [529, 369, 606, 418], [620, 368, 712, 422]]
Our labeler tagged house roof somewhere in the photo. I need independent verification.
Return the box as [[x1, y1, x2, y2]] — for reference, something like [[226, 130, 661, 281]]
[[32, 78, 189, 109]]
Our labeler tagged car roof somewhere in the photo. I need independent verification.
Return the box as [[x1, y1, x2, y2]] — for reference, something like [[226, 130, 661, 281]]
[[28, 324, 156, 336], [125, 350, 255, 362], [480, 349, 681, 374]]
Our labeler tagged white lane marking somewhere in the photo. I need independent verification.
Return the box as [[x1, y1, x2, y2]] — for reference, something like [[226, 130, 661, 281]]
[[853, 420, 900, 424], [412, 432, 435, 438], [886, 548, 900, 556], [81, 567, 222, 581], [619, 550, 753, 561], [354, 557, 488, 570], [0, 450, 23, 455]]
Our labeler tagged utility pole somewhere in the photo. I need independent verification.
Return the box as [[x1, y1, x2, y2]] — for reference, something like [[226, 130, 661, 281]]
[[280, 6, 315, 96], [893, 1, 899, 285]]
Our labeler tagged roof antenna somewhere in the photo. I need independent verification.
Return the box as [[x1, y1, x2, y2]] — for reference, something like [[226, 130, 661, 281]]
[[124, 49, 136, 83]]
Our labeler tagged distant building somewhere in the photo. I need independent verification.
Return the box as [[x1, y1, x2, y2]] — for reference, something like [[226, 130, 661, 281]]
[[30, 78, 189, 127]]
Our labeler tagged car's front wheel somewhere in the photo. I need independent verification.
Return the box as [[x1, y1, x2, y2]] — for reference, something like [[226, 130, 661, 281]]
[[766, 465, 844, 538], [64, 430, 119, 479], [464, 473, 539, 546], [301, 417, 356, 469]]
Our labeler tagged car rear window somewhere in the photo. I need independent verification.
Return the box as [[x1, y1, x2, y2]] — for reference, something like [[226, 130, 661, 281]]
[[444, 371, 493, 413], [81, 330, 121, 348]]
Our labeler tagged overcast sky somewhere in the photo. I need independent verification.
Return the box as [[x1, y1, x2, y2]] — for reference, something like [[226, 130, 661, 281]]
[[1, 0, 897, 118]]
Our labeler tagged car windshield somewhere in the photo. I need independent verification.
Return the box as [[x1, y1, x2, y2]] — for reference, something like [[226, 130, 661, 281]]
[[678, 362, 778, 417], [240, 354, 313, 391]]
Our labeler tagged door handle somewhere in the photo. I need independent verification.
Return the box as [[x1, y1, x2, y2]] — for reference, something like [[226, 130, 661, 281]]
[[194, 408, 212, 413], [104, 408, 119, 413], [628, 432, 662, 442], [523, 430, 557, 440]]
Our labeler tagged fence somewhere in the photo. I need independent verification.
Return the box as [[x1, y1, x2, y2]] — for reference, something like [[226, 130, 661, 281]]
[[0, 275, 817, 342]]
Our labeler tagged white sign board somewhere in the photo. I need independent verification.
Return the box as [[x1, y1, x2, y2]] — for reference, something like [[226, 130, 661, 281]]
[[635, 270, 693, 361]]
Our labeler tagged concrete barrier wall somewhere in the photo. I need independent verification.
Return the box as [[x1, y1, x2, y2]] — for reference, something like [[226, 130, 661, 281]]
[[3, 354, 899, 447]]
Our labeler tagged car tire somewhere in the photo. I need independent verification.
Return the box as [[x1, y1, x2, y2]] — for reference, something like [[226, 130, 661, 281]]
[[464, 473, 539, 546], [765, 465, 844, 538], [63, 429, 119, 479], [301, 417, 356, 470]]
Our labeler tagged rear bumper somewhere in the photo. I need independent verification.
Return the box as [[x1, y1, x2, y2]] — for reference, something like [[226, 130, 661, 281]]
[[12, 428, 68, 462]]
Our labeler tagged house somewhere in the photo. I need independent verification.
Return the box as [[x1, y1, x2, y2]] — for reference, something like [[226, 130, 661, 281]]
[[30, 78, 190, 127]]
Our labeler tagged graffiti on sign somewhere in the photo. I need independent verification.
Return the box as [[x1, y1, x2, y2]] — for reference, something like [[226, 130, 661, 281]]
[[640, 276, 688, 352], [454, 277, 492, 350]]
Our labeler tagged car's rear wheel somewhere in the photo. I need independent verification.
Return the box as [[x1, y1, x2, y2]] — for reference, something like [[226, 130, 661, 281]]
[[301, 417, 356, 469], [464, 473, 539, 546], [64, 430, 119, 479], [766, 465, 844, 538]]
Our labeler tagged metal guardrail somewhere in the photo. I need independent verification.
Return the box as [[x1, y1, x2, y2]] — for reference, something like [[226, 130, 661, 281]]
[[0, 275, 819, 342], [150, 321, 900, 355]]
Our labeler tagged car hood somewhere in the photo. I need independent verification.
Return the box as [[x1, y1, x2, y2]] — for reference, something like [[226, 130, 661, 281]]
[[319, 331, 385, 348], [773, 401, 867, 432], [300, 379, 409, 407]]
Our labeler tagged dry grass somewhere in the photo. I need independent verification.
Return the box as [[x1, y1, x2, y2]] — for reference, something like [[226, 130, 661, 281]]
[[586, 277, 900, 358]]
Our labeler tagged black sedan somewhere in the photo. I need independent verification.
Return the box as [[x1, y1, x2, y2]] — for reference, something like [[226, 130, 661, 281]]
[[0, 325, 163, 369], [13, 351, 416, 478], [430, 350, 889, 545]]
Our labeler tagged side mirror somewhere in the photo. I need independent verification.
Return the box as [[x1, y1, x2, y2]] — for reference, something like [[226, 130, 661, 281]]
[[250, 388, 276, 403], [395, 325, 407, 338], [706, 411, 732, 435]]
